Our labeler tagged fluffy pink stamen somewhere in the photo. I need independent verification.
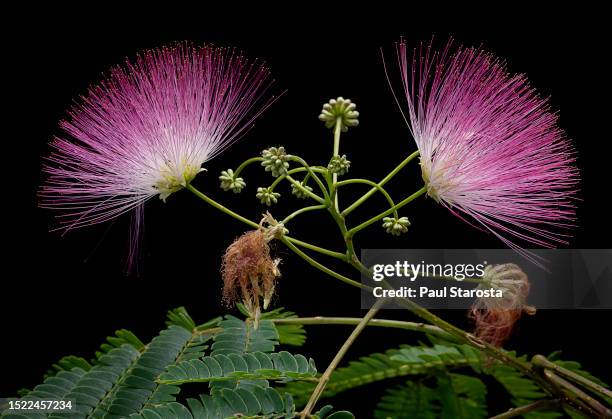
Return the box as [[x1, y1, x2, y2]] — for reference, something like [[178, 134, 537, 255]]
[[389, 39, 579, 253], [41, 43, 276, 231]]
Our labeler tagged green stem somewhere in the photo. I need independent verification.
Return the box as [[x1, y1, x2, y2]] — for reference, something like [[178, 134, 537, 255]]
[[489, 399, 562, 419], [532, 355, 612, 400], [347, 186, 427, 237], [300, 301, 383, 417], [271, 316, 454, 340], [290, 156, 331, 202], [282, 204, 327, 224], [543, 370, 611, 417], [285, 237, 347, 261], [280, 236, 365, 289], [336, 178, 398, 218], [342, 150, 420, 216], [270, 166, 327, 195], [331, 117, 342, 211], [285, 175, 326, 204], [187, 184, 343, 261], [186, 184, 259, 229], [234, 157, 264, 177]]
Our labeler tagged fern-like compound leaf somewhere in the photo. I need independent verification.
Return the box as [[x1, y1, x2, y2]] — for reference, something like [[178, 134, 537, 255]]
[[283, 343, 481, 406], [211, 316, 278, 356], [374, 373, 487, 419], [127, 385, 295, 419], [157, 351, 317, 385]]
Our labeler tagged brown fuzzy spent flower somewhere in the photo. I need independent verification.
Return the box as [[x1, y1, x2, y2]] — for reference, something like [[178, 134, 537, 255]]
[[469, 263, 535, 347], [221, 229, 280, 322]]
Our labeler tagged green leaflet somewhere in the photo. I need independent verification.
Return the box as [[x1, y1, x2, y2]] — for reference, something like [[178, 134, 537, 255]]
[[166, 306, 197, 331], [40, 343, 142, 418], [39, 329, 145, 380], [158, 351, 317, 385], [12, 367, 88, 405], [95, 329, 146, 359], [489, 361, 562, 419], [26, 325, 192, 419], [374, 380, 440, 419], [374, 373, 487, 419], [128, 387, 295, 419], [211, 316, 278, 356], [89, 325, 193, 418], [250, 306, 307, 347], [283, 343, 482, 406], [127, 387, 353, 419]]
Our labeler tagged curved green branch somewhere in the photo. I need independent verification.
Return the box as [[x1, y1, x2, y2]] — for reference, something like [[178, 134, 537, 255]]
[[347, 186, 427, 237], [234, 156, 265, 177], [342, 150, 420, 216], [282, 204, 327, 224], [336, 178, 398, 218]]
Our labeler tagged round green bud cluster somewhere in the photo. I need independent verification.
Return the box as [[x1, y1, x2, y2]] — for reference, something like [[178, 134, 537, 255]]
[[219, 169, 246, 193], [291, 181, 313, 199], [261, 146, 290, 177], [382, 216, 411, 236], [256, 187, 280, 206], [318, 97, 359, 132], [328, 155, 351, 175]]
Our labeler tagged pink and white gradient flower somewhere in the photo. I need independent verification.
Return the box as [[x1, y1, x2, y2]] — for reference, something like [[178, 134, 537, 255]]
[[390, 40, 579, 250], [41, 43, 275, 230]]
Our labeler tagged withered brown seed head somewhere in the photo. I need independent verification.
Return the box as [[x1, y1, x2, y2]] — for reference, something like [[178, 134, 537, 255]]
[[469, 264, 535, 347], [221, 230, 279, 313]]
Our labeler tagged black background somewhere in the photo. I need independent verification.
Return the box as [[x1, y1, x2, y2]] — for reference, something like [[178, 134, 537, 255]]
[[5, 8, 611, 416]]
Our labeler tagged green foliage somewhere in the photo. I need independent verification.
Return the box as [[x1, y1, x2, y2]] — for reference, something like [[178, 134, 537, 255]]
[[375, 380, 439, 419], [45, 356, 92, 377], [374, 373, 487, 419], [6, 307, 607, 419], [236, 304, 307, 347], [211, 316, 278, 356], [127, 388, 352, 419], [95, 329, 145, 359], [18, 367, 88, 402], [258, 307, 307, 347], [158, 351, 317, 385], [283, 343, 482, 405], [129, 385, 296, 419], [166, 306, 197, 331], [2, 308, 350, 419], [548, 352, 610, 390]]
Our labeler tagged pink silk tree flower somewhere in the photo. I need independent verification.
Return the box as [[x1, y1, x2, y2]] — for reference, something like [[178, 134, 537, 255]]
[[41, 43, 275, 232], [390, 40, 579, 251]]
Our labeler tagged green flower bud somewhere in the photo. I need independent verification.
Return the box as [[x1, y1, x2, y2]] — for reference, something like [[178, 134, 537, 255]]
[[382, 216, 411, 236], [256, 187, 280, 206], [328, 155, 351, 176], [318, 97, 359, 132], [261, 146, 290, 177], [291, 181, 313, 199], [219, 169, 246, 193]]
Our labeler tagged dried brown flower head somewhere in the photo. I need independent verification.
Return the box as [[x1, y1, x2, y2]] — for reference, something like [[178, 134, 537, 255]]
[[221, 227, 280, 322], [469, 263, 536, 346]]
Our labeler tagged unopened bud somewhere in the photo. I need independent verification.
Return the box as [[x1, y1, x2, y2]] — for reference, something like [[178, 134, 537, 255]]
[[219, 169, 246, 193], [382, 216, 411, 236], [328, 155, 351, 175], [261, 146, 290, 177], [256, 187, 280, 206], [318, 97, 359, 132]]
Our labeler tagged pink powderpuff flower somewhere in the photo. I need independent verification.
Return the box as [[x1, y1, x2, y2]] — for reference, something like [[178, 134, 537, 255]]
[[41, 43, 276, 233], [389, 39, 579, 252]]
